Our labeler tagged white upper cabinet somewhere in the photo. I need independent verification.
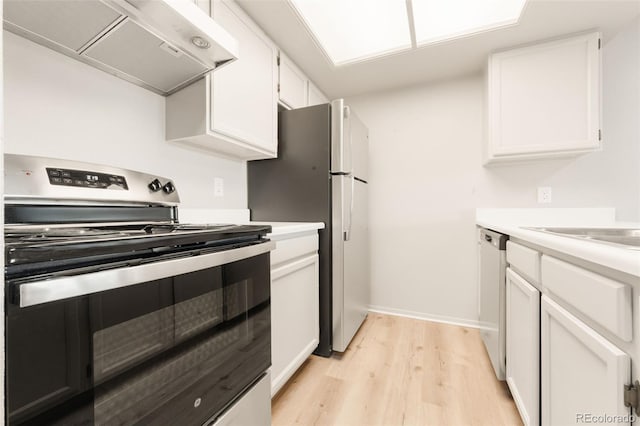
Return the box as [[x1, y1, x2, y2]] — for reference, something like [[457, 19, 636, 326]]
[[210, 0, 277, 154], [278, 53, 308, 109], [278, 51, 328, 110], [166, 0, 278, 160], [307, 81, 329, 106], [486, 32, 601, 164], [193, 0, 210, 15]]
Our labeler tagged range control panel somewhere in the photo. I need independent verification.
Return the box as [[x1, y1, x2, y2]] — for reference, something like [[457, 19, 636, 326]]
[[46, 168, 129, 190]]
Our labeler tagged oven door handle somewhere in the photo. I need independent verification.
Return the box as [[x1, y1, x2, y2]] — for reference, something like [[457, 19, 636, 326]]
[[15, 241, 276, 308]]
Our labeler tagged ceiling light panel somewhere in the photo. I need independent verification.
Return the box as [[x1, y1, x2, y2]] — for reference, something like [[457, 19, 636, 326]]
[[412, 0, 527, 45], [289, 0, 412, 65]]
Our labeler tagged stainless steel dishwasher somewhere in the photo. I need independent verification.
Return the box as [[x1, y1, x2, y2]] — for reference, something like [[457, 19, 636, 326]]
[[479, 227, 509, 381]]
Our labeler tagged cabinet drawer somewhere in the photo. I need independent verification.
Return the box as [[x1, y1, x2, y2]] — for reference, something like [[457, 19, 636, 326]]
[[541, 255, 632, 342], [506, 241, 540, 284], [271, 233, 318, 266]]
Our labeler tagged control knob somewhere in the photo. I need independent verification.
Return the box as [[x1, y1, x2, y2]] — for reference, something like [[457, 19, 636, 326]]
[[148, 179, 162, 192], [162, 181, 176, 194]]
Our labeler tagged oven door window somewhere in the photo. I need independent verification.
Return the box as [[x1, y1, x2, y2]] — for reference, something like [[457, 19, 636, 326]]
[[5, 252, 271, 426], [6, 300, 90, 425]]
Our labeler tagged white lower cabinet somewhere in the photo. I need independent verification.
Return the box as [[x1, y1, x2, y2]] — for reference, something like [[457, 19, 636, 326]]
[[506, 268, 540, 426], [541, 296, 631, 425], [506, 242, 634, 426], [269, 231, 320, 396]]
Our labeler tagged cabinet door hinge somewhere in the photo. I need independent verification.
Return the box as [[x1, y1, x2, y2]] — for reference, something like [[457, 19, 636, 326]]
[[277, 83, 280, 93], [598, 38, 601, 49], [599, 129, 602, 141], [277, 55, 280, 66], [624, 381, 640, 414]]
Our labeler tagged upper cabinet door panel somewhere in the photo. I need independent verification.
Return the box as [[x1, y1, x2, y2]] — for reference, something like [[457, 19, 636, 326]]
[[166, 0, 277, 159], [192, 0, 211, 15], [308, 81, 329, 107], [210, 0, 277, 153], [487, 32, 601, 163], [279, 53, 307, 110]]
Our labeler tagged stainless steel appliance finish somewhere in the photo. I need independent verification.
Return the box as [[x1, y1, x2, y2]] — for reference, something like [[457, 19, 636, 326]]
[[5, 153, 180, 206], [15, 241, 274, 308], [479, 228, 509, 381], [3, 0, 239, 95], [525, 227, 640, 249], [330, 100, 370, 353], [210, 372, 271, 426], [4, 154, 273, 426], [248, 99, 369, 355]]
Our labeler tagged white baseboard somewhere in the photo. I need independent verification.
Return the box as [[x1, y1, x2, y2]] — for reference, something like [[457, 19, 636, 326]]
[[368, 305, 481, 329]]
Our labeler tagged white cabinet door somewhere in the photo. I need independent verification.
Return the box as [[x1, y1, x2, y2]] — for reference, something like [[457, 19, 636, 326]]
[[506, 268, 540, 426], [210, 0, 277, 154], [307, 81, 329, 106], [270, 254, 319, 396], [541, 296, 630, 425], [487, 32, 601, 164], [165, 0, 278, 160], [278, 53, 307, 109], [192, 0, 210, 15]]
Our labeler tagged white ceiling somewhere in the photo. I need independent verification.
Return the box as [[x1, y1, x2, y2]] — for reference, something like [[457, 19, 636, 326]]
[[236, 0, 640, 99]]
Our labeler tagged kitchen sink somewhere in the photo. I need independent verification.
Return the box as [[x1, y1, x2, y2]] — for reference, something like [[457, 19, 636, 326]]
[[525, 227, 640, 249]]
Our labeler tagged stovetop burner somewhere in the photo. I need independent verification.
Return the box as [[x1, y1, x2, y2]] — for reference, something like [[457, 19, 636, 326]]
[[5, 222, 272, 280], [4, 223, 238, 243], [142, 223, 238, 234], [5, 227, 135, 241]]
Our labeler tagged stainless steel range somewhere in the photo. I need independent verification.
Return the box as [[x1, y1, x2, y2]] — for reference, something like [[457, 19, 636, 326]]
[[4, 154, 273, 425]]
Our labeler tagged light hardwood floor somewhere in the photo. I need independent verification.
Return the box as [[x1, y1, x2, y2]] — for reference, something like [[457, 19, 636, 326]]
[[272, 313, 523, 426]]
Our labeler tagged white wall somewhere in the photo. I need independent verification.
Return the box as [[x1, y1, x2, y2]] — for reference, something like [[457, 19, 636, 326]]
[[347, 17, 640, 325], [3, 31, 247, 210]]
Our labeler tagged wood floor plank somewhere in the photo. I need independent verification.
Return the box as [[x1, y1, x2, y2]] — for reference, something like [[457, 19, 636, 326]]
[[272, 314, 523, 426]]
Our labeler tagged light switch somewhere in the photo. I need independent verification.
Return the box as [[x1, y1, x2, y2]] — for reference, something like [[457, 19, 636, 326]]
[[214, 177, 224, 197]]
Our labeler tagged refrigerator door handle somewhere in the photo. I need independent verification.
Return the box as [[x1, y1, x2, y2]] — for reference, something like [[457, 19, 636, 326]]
[[344, 175, 354, 241], [344, 105, 354, 241], [330, 99, 353, 174], [345, 106, 353, 174]]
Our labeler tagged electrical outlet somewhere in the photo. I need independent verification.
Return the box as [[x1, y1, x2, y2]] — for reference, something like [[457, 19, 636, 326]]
[[537, 187, 552, 204], [213, 177, 224, 197]]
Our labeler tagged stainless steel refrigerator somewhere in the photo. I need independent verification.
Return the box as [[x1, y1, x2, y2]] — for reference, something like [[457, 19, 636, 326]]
[[248, 99, 369, 356]]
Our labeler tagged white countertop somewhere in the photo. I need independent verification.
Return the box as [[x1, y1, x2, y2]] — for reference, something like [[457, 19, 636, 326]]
[[476, 209, 640, 278], [251, 221, 325, 237], [177, 209, 324, 237]]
